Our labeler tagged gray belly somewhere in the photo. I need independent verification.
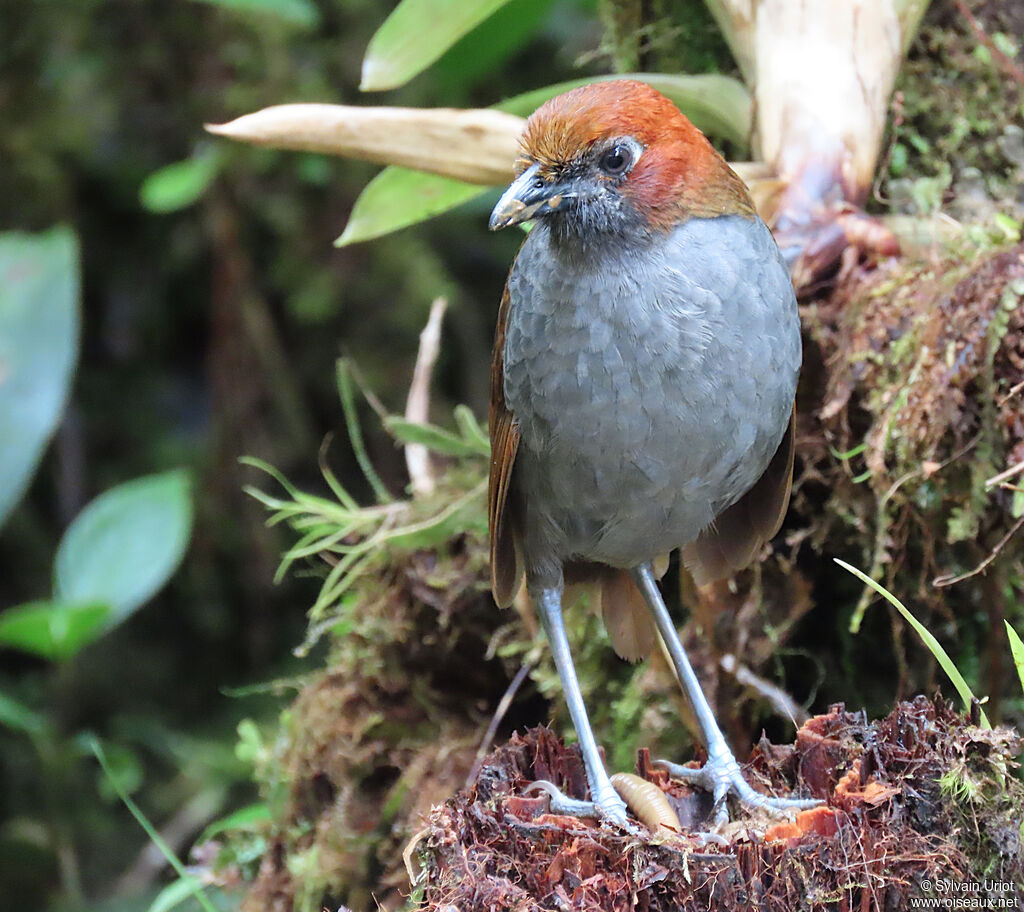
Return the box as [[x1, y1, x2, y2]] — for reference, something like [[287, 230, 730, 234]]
[[503, 215, 800, 579]]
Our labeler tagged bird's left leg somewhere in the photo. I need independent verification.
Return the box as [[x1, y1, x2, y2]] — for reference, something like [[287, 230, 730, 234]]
[[527, 585, 629, 825], [630, 563, 820, 826]]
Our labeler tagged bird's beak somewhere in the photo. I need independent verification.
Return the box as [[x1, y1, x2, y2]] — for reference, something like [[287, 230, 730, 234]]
[[489, 163, 572, 231]]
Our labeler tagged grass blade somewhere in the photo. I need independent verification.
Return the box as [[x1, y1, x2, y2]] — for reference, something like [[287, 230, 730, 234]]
[[336, 359, 392, 504], [89, 736, 219, 912], [1005, 621, 1024, 698], [834, 558, 990, 728]]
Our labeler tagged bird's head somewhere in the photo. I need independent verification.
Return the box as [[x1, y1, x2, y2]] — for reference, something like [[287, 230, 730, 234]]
[[489, 80, 754, 240]]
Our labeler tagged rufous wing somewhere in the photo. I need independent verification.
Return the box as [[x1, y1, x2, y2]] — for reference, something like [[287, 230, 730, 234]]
[[682, 406, 796, 586], [489, 284, 523, 607]]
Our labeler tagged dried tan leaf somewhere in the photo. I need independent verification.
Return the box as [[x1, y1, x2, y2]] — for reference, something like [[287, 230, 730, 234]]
[[207, 104, 524, 185]]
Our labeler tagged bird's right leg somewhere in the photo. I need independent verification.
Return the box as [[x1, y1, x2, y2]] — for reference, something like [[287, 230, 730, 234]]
[[528, 585, 629, 824], [631, 563, 820, 826]]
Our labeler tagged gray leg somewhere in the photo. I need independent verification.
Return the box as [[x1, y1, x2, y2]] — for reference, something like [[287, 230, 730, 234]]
[[630, 564, 820, 825], [531, 586, 628, 824]]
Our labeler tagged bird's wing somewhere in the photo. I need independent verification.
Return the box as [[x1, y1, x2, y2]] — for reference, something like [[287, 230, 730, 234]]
[[489, 283, 523, 607], [682, 405, 795, 585]]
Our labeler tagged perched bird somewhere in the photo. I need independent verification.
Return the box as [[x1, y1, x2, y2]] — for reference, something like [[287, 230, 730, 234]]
[[488, 80, 816, 824]]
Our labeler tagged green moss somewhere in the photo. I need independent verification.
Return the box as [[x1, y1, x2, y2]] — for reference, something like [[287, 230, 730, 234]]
[[887, 8, 1023, 218]]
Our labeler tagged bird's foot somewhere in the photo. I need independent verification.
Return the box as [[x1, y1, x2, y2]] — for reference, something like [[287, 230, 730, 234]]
[[655, 746, 820, 827], [524, 779, 630, 827]]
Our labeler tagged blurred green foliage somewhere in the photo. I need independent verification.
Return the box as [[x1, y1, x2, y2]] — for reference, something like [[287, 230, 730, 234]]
[[0, 228, 80, 526]]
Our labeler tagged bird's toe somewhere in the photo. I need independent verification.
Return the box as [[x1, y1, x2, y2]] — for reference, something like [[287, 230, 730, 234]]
[[524, 779, 630, 826]]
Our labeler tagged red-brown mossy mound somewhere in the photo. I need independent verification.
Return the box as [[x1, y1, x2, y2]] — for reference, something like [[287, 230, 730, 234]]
[[415, 697, 1023, 910]]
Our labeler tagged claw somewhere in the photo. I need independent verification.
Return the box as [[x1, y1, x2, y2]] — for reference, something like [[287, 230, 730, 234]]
[[655, 757, 820, 827], [631, 564, 821, 828], [524, 779, 630, 826]]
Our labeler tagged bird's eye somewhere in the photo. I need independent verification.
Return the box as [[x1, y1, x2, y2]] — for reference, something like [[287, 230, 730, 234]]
[[599, 145, 631, 176]]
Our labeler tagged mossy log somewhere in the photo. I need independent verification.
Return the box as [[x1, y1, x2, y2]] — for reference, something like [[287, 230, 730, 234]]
[[414, 699, 1022, 910]]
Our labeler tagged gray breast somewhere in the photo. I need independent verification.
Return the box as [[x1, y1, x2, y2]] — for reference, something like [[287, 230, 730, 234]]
[[502, 215, 800, 580]]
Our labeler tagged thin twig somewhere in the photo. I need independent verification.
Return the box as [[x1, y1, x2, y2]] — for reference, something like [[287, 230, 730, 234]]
[[998, 379, 1024, 407], [720, 654, 810, 727], [985, 458, 1024, 489], [933, 514, 1024, 588], [465, 660, 534, 790], [405, 297, 448, 498]]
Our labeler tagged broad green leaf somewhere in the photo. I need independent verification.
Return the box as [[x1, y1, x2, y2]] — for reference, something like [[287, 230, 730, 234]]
[[190, 0, 319, 27], [0, 600, 112, 660], [361, 0, 517, 91], [55, 470, 194, 623], [835, 559, 990, 728], [384, 416, 488, 457], [432, 0, 555, 94], [1006, 621, 1024, 698], [335, 167, 486, 246], [140, 148, 223, 214], [0, 227, 80, 529], [496, 73, 752, 148], [0, 690, 48, 735]]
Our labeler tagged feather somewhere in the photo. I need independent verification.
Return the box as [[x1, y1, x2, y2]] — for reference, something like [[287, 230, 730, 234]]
[[683, 405, 795, 585], [599, 569, 657, 662], [488, 284, 524, 607]]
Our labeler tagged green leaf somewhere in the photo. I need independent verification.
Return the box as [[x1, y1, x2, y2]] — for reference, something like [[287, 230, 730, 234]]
[[994, 211, 1022, 243], [335, 360, 392, 503], [432, 0, 555, 94], [196, 803, 272, 845], [0, 600, 112, 660], [335, 167, 485, 247], [497, 73, 752, 149], [834, 559, 990, 728], [190, 0, 319, 27], [54, 470, 194, 623], [150, 878, 204, 912], [361, 0, 517, 91], [0, 690, 48, 735], [140, 149, 223, 214], [0, 227, 80, 529], [383, 416, 489, 457], [1006, 621, 1024, 698], [454, 404, 490, 452], [234, 719, 264, 766]]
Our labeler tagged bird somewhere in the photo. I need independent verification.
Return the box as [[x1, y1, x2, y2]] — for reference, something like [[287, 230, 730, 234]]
[[487, 79, 817, 826]]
